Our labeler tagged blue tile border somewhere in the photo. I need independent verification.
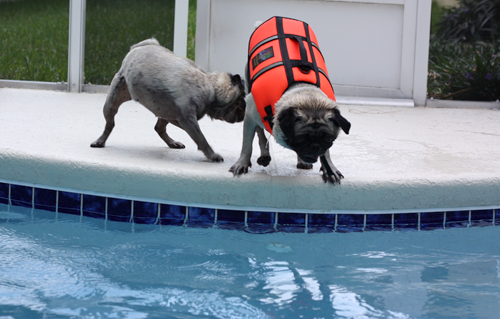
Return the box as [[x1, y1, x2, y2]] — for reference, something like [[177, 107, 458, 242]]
[[1, 181, 499, 233]]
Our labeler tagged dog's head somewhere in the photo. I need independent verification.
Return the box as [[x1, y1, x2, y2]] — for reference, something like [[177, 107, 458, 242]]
[[274, 94, 350, 164], [208, 73, 246, 123]]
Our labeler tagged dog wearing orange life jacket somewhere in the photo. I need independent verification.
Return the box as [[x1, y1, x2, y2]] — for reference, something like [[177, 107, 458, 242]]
[[229, 16, 350, 184]]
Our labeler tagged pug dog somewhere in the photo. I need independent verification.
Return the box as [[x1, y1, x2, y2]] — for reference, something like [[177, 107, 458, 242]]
[[229, 84, 350, 183], [91, 38, 246, 162], [229, 16, 350, 184]]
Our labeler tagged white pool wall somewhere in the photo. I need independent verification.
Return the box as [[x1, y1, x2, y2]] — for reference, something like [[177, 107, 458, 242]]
[[1, 88, 500, 213]]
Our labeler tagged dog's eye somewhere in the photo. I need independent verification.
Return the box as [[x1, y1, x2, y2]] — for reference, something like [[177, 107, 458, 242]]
[[323, 134, 334, 143], [295, 135, 307, 144]]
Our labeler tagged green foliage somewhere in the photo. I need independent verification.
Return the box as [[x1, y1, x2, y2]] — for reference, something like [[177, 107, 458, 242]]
[[187, 0, 197, 62], [0, 0, 197, 85], [435, 0, 500, 43], [0, 0, 69, 82], [428, 41, 500, 101], [84, 0, 175, 85], [428, 0, 500, 101]]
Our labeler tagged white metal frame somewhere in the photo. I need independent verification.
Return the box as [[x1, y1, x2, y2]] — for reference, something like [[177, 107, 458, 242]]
[[68, 0, 86, 93], [195, 0, 432, 106], [0, 0, 190, 93], [0, 0, 440, 107]]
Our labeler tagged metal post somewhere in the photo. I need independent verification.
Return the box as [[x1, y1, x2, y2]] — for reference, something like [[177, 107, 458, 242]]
[[68, 0, 86, 93], [174, 0, 189, 58], [413, 0, 432, 106]]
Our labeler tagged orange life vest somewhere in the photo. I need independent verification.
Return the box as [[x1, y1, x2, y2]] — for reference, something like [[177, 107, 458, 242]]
[[247, 16, 336, 133]]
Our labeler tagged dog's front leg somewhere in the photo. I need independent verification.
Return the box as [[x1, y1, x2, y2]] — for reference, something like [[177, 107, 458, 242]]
[[230, 117, 258, 174], [296, 156, 313, 170], [255, 127, 271, 167], [319, 150, 344, 184], [177, 115, 223, 162]]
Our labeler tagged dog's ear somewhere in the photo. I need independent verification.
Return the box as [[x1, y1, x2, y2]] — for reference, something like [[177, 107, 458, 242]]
[[332, 108, 351, 134], [230, 74, 242, 87], [277, 107, 298, 140]]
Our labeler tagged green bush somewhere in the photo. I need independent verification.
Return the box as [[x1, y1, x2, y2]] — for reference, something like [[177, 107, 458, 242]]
[[428, 0, 500, 101], [435, 0, 500, 43], [428, 41, 500, 101]]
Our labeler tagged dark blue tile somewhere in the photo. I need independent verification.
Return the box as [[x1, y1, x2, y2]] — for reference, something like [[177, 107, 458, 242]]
[[0, 182, 9, 204], [468, 209, 494, 227], [107, 198, 132, 222], [444, 211, 469, 228], [393, 213, 419, 230], [187, 207, 215, 227], [82, 194, 106, 219], [133, 201, 158, 224], [471, 209, 494, 222], [246, 211, 276, 233], [217, 209, 245, 230], [307, 213, 336, 233], [336, 214, 364, 232], [11, 185, 33, 208], [58, 191, 81, 215], [278, 213, 305, 225], [420, 212, 444, 230], [159, 204, 186, 226], [247, 211, 275, 225], [276, 213, 305, 233], [365, 214, 393, 231], [34, 188, 57, 212]]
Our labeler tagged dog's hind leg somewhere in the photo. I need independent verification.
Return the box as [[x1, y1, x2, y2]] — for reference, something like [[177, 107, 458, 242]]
[[90, 74, 131, 147], [256, 126, 271, 167], [154, 118, 185, 149]]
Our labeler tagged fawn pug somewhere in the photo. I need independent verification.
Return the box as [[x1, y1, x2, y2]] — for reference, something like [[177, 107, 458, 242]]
[[91, 38, 246, 162]]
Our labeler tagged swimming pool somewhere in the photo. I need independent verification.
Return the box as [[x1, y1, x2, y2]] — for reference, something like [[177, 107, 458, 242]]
[[2, 88, 500, 318], [1, 203, 500, 318]]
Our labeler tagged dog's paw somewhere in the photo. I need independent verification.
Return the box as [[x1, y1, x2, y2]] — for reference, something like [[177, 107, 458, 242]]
[[210, 153, 224, 162], [257, 155, 271, 167], [297, 162, 313, 170], [320, 167, 344, 184], [167, 141, 185, 149], [229, 162, 251, 175], [90, 140, 105, 148]]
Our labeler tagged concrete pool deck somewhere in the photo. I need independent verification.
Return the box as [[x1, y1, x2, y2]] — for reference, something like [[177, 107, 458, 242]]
[[1, 87, 500, 213]]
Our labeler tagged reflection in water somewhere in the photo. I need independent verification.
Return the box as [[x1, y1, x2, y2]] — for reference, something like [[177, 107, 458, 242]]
[[2, 206, 500, 318], [259, 261, 299, 306]]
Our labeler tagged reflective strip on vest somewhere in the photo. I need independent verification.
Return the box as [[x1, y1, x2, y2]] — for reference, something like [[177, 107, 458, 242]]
[[247, 16, 336, 133]]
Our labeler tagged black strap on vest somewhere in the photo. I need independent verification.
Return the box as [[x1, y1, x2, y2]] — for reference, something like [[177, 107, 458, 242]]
[[248, 17, 328, 92], [303, 21, 321, 88], [263, 105, 274, 130], [276, 17, 295, 89], [274, 17, 321, 90]]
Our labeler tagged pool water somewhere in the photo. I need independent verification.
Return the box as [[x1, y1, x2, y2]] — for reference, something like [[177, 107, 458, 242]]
[[1, 204, 500, 319]]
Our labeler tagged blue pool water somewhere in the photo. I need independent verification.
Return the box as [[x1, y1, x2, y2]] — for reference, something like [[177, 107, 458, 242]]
[[1, 204, 500, 319]]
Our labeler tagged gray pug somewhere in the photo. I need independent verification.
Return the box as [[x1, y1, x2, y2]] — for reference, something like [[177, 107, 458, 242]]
[[230, 83, 350, 183], [91, 38, 246, 162]]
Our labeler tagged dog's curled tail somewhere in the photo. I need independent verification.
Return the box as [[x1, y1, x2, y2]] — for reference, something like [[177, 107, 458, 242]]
[[130, 38, 160, 51]]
